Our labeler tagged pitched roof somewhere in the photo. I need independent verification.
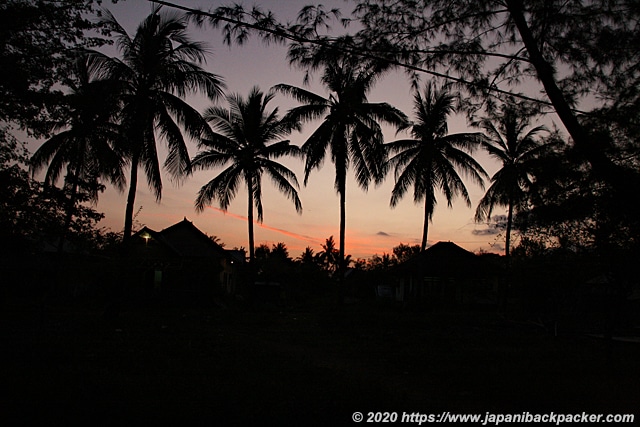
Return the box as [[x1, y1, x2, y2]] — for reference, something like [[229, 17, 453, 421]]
[[396, 241, 480, 277], [423, 241, 476, 259], [132, 218, 230, 259], [134, 226, 180, 254], [159, 218, 227, 258]]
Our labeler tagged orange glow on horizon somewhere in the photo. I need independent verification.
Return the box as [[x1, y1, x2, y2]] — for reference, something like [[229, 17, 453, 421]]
[[204, 206, 410, 258]]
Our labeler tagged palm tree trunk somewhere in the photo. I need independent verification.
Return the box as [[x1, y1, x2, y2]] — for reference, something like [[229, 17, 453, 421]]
[[505, 201, 514, 258], [58, 161, 81, 252], [421, 171, 433, 252], [247, 178, 255, 263], [339, 179, 346, 290], [332, 160, 347, 305], [421, 198, 430, 252], [59, 177, 79, 253], [123, 153, 139, 241], [500, 200, 515, 312]]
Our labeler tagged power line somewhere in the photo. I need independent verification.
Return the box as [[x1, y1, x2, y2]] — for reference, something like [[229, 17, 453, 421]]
[[149, 0, 586, 114]]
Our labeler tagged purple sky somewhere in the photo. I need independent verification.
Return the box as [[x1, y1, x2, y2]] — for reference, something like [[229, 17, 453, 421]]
[[56, 0, 538, 258]]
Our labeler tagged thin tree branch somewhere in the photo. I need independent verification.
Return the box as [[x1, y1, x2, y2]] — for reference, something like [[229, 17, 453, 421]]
[[148, 0, 590, 114]]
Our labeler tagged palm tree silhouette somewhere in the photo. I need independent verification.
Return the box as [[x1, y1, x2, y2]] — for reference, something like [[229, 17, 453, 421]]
[[192, 87, 302, 262], [275, 57, 408, 281], [31, 53, 125, 250], [387, 83, 487, 251], [94, 8, 225, 240], [474, 101, 552, 257], [316, 235, 340, 273], [296, 246, 317, 266]]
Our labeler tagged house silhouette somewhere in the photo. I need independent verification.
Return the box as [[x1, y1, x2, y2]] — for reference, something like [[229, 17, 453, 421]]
[[386, 241, 498, 306], [127, 218, 244, 296]]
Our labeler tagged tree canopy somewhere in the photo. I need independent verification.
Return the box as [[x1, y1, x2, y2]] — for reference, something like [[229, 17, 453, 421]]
[[169, 0, 640, 256], [3, 0, 639, 260], [176, 0, 639, 166], [0, 0, 119, 135], [192, 87, 302, 261], [387, 83, 487, 251], [92, 7, 226, 240]]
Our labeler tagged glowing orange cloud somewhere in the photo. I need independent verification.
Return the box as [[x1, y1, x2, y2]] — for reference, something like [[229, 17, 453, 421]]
[[198, 206, 422, 259], [206, 206, 322, 245]]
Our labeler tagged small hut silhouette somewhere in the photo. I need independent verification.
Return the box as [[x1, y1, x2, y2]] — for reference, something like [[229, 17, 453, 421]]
[[387, 241, 497, 307]]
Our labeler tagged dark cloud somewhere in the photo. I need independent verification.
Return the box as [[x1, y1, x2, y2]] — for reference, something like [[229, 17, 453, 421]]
[[472, 228, 500, 236], [472, 216, 507, 236], [376, 231, 392, 237]]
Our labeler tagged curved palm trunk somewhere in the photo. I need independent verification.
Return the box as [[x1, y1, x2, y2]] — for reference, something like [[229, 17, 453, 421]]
[[421, 198, 430, 252], [123, 153, 139, 241], [421, 170, 433, 252]]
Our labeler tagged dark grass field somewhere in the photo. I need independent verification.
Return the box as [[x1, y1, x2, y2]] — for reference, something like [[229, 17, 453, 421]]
[[3, 296, 639, 425]]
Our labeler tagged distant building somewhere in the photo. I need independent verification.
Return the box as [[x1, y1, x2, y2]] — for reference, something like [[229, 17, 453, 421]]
[[383, 241, 499, 307], [126, 218, 245, 296]]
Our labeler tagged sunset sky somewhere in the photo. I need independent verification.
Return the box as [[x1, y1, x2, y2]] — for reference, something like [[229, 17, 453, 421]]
[[35, 0, 563, 259]]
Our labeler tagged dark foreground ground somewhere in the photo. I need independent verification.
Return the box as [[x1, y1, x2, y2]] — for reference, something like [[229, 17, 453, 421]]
[[3, 295, 639, 425]]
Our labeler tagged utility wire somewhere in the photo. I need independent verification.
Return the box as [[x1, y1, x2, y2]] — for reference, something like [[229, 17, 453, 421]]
[[149, 0, 588, 114]]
